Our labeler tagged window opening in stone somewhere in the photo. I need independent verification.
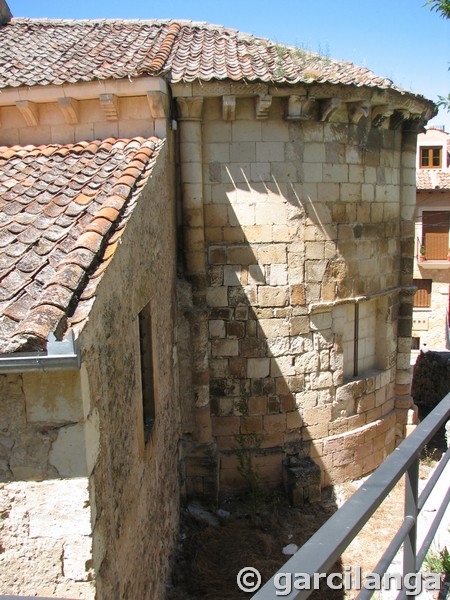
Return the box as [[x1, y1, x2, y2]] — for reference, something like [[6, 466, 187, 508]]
[[138, 303, 156, 442]]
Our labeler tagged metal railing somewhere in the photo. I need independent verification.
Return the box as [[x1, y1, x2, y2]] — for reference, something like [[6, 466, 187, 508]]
[[252, 393, 450, 600]]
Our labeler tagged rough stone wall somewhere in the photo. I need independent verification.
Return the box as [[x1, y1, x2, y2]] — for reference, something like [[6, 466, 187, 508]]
[[0, 479, 94, 599], [199, 95, 408, 490], [0, 371, 94, 597], [79, 141, 180, 600]]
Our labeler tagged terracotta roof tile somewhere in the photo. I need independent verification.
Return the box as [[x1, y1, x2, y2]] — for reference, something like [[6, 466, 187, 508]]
[[0, 136, 163, 353], [0, 18, 428, 96], [417, 170, 450, 190]]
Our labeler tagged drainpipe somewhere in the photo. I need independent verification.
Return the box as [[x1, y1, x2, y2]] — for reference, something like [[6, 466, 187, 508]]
[[353, 302, 359, 378], [0, 331, 81, 373]]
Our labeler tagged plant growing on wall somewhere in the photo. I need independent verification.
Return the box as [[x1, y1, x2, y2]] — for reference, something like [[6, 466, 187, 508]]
[[233, 399, 267, 519]]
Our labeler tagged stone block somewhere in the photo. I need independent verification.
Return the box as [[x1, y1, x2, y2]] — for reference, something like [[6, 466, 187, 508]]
[[229, 141, 256, 162], [262, 120, 290, 142], [228, 357, 247, 378], [303, 163, 323, 183], [247, 358, 270, 378], [24, 371, 83, 424], [204, 204, 228, 227], [206, 286, 228, 307], [290, 284, 306, 306], [263, 413, 287, 434], [258, 244, 287, 264], [305, 242, 325, 260], [226, 321, 245, 339], [258, 286, 289, 307], [49, 423, 87, 477], [209, 320, 225, 338], [226, 246, 256, 265], [255, 202, 288, 225], [269, 263, 288, 285], [310, 372, 333, 390], [228, 203, 255, 226], [323, 163, 349, 182], [290, 316, 310, 335], [256, 141, 285, 162], [239, 337, 266, 357], [303, 142, 326, 163], [231, 120, 262, 142], [250, 162, 271, 181], [271, 355, 296, 377], [212, 416, 240, 436], [248, 396, 267, 415], [258, 318, 290, 337], [211, 339, 239, 357], [295, 351, 319, 374], [223, 265, 242, 286], [248, 263, 266, 284]]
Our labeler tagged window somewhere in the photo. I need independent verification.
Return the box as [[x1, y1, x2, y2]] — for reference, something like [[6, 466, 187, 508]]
[[420, 146, 442, 169], [138, 302, 156, 442], [422, 211, 449, 260], [413, 279, 432, 309], [411, 337, 420, 350]]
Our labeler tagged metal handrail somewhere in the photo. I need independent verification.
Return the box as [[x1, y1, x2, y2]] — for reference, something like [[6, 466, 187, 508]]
[[251, 393, 450, 600]]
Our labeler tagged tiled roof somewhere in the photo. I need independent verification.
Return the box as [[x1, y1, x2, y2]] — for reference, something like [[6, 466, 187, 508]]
[[0, 18, 407, 91], [0, 137, 163, 354], [417, 170, 450, 190]]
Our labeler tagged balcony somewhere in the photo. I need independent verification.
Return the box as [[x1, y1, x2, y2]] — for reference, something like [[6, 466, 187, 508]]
[[417, 234, 450, 269]]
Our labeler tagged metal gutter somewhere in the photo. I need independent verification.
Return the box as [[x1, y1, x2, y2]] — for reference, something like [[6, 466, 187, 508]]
[[0, 331, 81, 373]]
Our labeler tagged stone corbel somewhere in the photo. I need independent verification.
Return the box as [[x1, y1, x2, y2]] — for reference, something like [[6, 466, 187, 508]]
[[255, 94, 272, 120], [285, 94, 317, 121], [146, 91, 169, 119], [222, 95, 236, 121], [320, 98, 341, 122], [390, 109, 411, 130], [371, 104, 394, 127], [99, 93, 119, 121], [16, 100, 39, 127], [176, 97, 204, 121], [57, 97, 79, 125], [348, 102, 370, 125]]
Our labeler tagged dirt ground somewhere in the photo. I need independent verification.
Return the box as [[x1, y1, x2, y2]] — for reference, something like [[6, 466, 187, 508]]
[[165, 448, 444, 600]]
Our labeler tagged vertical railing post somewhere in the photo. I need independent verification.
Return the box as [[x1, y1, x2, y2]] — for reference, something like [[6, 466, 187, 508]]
[[404, 457, 419, 591]]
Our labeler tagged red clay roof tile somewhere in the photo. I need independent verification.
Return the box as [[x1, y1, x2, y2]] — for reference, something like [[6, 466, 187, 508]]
[[0, 18, 430, 99], [0, 136, 163, 353], [417, 170, 450, 190]]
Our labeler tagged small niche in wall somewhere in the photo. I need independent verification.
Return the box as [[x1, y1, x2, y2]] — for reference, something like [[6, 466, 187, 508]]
[[138, 302, 157, 443]]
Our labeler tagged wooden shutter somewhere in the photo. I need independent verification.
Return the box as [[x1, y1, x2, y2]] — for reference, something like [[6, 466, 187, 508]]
[[423, 211, 449, 260], [413, 279, 432, 308]]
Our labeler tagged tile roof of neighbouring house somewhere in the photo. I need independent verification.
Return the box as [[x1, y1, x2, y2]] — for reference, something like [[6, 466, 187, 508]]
[[417, 170, 450, 190], [0, 18, 418, 94], [0, 136, 163, 354]]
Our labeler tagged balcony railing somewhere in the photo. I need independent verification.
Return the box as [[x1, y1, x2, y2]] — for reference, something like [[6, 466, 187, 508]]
[[251, 393, 450, 600]]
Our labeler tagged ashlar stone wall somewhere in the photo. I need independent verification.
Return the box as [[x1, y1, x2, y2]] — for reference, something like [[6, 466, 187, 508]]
[[176, 88, 419, 495]]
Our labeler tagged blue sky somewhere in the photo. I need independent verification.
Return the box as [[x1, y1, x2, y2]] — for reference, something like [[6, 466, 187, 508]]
[[7, 0, 450, 130]]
